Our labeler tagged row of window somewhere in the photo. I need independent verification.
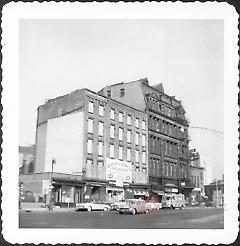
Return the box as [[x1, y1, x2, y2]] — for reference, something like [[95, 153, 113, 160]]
[[149, 136, 188, 159], [88, 101, 146, 130], [88, 119, 146, 146], [87, 139, 146, 163], [147, 98, 176, 118], [149, 158, 187, 178], [148, 115, 187, 139]]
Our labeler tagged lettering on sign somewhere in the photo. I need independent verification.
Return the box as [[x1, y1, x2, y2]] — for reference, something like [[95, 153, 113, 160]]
[[106, 158, 132, 186]]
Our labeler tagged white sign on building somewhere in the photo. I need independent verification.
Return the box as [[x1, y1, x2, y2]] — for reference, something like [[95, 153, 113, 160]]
[[106, 158, 132, 187]]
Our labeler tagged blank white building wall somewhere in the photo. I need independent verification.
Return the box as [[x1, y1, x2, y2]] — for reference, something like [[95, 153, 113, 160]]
[[45, 111, 84, 174]]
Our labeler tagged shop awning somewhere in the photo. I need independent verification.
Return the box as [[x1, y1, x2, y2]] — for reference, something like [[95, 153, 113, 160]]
[[133, 190, 148, 196], [152, 190, 165, 195], [164, 183, 178, 188]]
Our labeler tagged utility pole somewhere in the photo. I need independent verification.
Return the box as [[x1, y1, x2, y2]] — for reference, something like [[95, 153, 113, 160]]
[[48, 158, 56, 210], [215, 178, 219, 207]]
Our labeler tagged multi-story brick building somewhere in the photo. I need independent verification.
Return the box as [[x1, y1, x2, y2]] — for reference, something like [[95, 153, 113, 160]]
[[20, 88, 149, 207], [99, 78, 194, 200]]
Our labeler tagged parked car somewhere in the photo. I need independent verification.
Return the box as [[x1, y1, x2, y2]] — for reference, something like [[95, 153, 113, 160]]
[[111, 200, 127, 210], [118, 199, 149, 215], [76, 202, 111, 212], [145, 201, 162, 210]]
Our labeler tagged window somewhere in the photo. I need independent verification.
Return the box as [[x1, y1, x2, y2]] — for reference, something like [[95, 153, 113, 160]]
[[127, 115, 131, 125], [119, 146, 123, 160], [142, 167, 147, 173], [119, 112, 123, 123], [110, 109, 115, 120], [57, 107, 63, 117], [135, 118, 139, 128], [86, 159, 93, 178], [119, 128, 123, 141], [120, 88, 125, 97], [87, 139, 93, 154], [110, 144, 114, 158], [98, 122, 103, 136], [110, 125, 115, 139], [99, 105, 104, 116], [142, 152, 146, 164], [142, 120, 146, 130], [88, 101, 94, 113], [107, 90, 111, 98], [97, 161, 104, 179], [127, 130, 131, 143], [135, 150, 139, 163], [142, 135, 146, 147], [135, 133, 139, 145], [127, 148, 131, 161], [88, 119, 93, 134], [98, 142, 103, 156]]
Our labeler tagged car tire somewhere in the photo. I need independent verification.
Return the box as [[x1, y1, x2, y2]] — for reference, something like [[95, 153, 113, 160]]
[[145, 209, 149, 214], [171, 205, 175, 209], [132, 209, 136, 215], [119, 211, 123, 214], [87, 206, 92, 212]]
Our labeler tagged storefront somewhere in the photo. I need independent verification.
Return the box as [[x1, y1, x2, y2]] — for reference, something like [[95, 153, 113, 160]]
[[51, 179, 85, 207]]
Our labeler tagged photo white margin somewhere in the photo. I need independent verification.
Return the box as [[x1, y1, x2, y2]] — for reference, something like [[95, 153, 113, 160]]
[[1, 2, 239, 245]]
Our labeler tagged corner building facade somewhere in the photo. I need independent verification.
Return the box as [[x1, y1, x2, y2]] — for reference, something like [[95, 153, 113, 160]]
[[99, 78, 194, 200], [34, 88, 149, 206]]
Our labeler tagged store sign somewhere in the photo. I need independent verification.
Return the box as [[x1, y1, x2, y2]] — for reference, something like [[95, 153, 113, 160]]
[[106, 159, 132, 187]]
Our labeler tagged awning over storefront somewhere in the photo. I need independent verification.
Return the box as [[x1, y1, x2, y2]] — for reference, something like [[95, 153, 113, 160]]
[[133, 190, 148, 196], [192, 187, 201, 192], [165, 183, 178, 188], [152, 190, 165, 196]]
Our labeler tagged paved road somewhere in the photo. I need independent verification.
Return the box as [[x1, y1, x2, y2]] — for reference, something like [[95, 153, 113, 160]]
[[19, 207, 224, 229]]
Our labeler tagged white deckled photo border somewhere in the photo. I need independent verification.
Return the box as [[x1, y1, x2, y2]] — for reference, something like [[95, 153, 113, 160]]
[[1, 2, 239, 245]]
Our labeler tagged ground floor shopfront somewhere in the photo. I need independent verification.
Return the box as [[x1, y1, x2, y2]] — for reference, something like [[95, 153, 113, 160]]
[[19, 173, 150, 208]]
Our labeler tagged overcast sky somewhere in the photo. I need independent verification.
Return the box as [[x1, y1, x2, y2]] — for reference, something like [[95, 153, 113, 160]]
[[19, 19, 224, 181]]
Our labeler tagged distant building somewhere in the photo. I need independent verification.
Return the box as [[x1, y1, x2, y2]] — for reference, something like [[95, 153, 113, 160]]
[[204, 178, 224, 206], [189, 149, 205, 205], [99, 78, 194, 200], [20, 88, 149, 206], [19, 145, 35, 174]]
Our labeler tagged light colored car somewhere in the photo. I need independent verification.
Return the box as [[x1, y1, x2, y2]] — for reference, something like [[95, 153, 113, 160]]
[[76, 202, 111, 212], [145, 202, 162, 210], [119, 199, 149, 215], [112, 200, 127, 210]]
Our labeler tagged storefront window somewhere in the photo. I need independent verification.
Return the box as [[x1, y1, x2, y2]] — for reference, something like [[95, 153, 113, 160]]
[[61, 186, 74, 203]]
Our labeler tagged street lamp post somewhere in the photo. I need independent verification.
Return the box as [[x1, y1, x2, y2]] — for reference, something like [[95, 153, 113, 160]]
[[49, 158, 56, 210], [215, 179, 219, 207]]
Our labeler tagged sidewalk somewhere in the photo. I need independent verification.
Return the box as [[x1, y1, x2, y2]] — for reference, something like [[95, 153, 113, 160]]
[[19, 202, 76, 212]]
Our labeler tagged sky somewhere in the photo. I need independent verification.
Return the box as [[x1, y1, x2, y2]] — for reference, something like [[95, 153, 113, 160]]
[[19, 19, 224, 181]]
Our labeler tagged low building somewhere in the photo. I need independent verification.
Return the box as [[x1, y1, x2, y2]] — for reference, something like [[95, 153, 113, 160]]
[[189, 149, 205, 205], [19, 145, 35, 174], [204, 178, 224, 206], [20, 88, 149, 207]]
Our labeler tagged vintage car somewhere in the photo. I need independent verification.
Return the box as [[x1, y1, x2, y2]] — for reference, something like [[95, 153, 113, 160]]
[[145, 202, 162, 210], [111, 200, 127, 210], [118, 199, 149, 215], [76, 202, 111, 212]]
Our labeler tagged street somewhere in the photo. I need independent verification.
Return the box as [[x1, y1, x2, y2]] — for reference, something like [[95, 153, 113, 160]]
[[19, 207, 224, 229]]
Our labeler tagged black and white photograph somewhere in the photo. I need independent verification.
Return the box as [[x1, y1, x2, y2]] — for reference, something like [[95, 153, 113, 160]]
[[1, 2, 239, 245]]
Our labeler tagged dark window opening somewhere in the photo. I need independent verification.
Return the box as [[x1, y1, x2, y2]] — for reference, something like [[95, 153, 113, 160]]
[[120, 88, 125, 97]]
